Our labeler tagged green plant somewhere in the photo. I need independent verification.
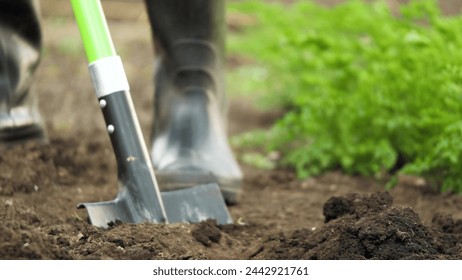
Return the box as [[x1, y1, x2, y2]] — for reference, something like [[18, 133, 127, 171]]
[[228, 0, 462, 192]]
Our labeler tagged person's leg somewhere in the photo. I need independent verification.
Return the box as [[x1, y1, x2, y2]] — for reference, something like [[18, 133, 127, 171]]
[[0, 0, 46, 145], [145, 0, 242, 204]]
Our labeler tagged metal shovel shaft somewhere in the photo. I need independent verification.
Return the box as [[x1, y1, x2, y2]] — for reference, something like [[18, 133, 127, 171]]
[[97, 89, 168, 224]]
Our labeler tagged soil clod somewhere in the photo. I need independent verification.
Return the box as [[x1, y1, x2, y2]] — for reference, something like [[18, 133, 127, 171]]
[[191, 220, 222, 246]]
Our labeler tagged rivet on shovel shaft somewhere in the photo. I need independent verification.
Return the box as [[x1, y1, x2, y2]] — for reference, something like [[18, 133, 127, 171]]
[[107, 124, 115, 134]]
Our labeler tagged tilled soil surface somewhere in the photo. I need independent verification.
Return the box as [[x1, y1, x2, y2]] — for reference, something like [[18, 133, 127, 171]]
[[1, 14, 462, 260]]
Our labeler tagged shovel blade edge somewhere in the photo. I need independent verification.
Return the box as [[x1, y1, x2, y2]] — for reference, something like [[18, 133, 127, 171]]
[[78, 199, 135, 228]]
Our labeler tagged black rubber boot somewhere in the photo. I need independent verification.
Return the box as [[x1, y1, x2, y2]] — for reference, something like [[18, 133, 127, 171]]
[[0, 0, 47, 146], [145, 0, 242, 204]]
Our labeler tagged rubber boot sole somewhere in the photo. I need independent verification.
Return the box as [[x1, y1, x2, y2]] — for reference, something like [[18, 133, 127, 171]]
[[0, 123, 47, 147]]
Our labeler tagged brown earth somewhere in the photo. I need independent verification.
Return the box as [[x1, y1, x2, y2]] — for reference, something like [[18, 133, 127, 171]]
[[1, 4, 462, 260]]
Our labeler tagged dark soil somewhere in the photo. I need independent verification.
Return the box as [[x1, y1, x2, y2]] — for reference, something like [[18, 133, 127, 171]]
[[1, 8, 462, 260]]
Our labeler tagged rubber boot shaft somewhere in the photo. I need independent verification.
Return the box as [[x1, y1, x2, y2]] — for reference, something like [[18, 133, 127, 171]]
[[145, 0, 242, 203], [0, 0, 46, 145]]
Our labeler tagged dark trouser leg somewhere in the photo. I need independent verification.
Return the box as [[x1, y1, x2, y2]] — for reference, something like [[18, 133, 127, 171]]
[[0, 0, 47, 145], [145, 0, 242, 204]]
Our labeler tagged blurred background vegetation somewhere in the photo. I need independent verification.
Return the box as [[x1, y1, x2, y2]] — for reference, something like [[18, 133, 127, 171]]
[[226, 0, 462, 194]]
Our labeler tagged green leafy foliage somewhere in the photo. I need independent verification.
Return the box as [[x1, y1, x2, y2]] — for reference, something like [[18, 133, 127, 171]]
[[228, 0, 462, 192]]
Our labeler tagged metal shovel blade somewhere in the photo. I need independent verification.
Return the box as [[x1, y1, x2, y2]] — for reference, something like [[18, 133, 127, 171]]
[[79, 183, 231, 228], [161, 183, 233, 224]]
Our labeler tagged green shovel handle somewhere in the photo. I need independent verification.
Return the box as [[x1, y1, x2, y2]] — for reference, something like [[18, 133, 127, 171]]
[[70, 0, 116, 62]]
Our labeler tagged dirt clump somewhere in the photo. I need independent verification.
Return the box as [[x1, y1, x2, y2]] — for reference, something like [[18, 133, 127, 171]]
[[323, 191, 393, 222], [191, 220, 222, 246]]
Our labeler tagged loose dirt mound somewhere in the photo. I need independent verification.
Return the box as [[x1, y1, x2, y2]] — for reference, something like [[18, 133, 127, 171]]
[[252, 193, 462, 259]]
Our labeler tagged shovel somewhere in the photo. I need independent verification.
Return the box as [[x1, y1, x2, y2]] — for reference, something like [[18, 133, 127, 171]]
[[70, 0, 232, 227]]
